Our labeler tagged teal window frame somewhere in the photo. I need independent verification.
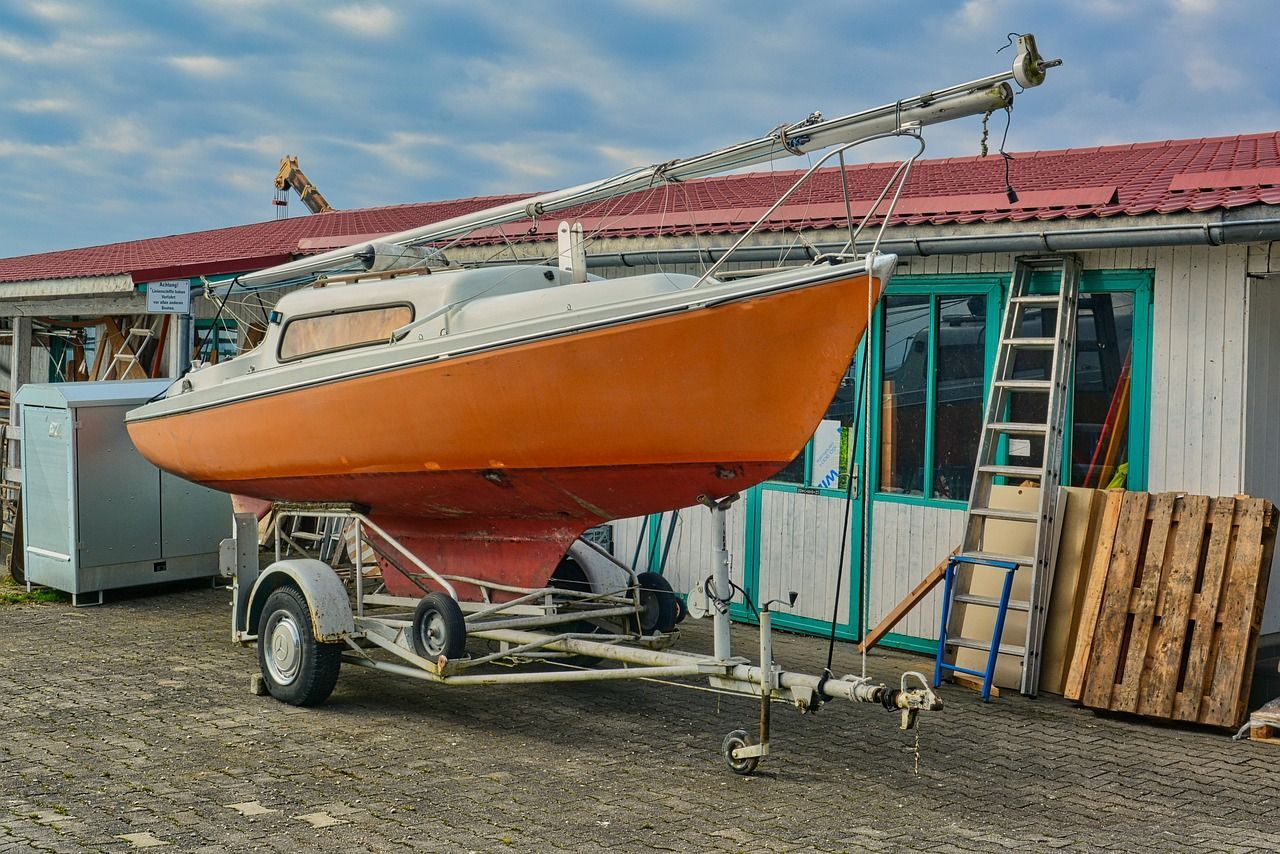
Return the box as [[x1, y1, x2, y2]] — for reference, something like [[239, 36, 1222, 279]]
[[869, 275, 1006, 510], [872, 267, 1153, 653], [1025, 267, 1154, 491]]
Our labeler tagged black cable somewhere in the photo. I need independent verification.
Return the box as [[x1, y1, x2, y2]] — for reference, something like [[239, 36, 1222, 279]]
[[194, 276, 239, 362], [999, 108, 1018, 204], [824, 321, 868, 674]]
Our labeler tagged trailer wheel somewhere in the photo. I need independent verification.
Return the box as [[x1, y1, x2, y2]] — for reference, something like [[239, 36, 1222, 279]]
[[257, 585, 341, 707], [637, 572, 678, 635], [412, 592, 467, 660], [721, 729, 759, 776]]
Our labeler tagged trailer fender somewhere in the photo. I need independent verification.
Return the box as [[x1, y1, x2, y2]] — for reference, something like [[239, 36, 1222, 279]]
[[567, 539, 634, 594], [247, 559, 356, 642]]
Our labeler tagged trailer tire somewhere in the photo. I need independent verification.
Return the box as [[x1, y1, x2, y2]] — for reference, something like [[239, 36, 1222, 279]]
[[637, 572, 678, 635], [412, 592, 467, 661], [257, 585, 342, 707], [721, 729, 759, 776]]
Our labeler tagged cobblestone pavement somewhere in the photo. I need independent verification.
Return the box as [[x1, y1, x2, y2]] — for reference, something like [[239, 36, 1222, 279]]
[[0, 582, 1277, 853]]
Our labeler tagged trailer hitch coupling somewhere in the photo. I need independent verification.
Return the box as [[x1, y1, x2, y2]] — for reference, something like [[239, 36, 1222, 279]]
[[895, 670, 942, 730]]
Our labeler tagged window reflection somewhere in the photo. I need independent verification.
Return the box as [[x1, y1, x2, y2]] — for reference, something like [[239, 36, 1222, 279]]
[[933, 295, 986, 500], [879, 295, 929, 495], [1073, 293, 1134, 487], [1005, 293, 1134, 487]]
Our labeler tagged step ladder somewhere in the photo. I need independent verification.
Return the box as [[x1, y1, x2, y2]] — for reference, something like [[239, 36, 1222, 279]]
[[940, 254, 1081, 697], [105, 326, 154, 380]]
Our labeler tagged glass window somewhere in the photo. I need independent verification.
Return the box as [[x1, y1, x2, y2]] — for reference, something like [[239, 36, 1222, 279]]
[[1003, 292, 1136, 488], [932, 295, 986, 500], [279, 304, 413, 361], [878, 295, 930, 495], [1071, 293, 1135, 487]]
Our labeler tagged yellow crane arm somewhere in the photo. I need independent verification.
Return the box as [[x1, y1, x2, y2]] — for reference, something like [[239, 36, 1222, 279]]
[[274, 155, 334, 214]]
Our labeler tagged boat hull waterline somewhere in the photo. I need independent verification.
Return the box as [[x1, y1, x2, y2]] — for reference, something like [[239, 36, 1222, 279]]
[[128, 267, 886, 598]]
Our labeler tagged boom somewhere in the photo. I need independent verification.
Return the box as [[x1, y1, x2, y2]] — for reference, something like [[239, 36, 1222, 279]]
[[242, 34, 1059, 288]]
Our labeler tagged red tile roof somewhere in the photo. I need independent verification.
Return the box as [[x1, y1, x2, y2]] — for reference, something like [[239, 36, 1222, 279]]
[[2, 132, 1279, 284]]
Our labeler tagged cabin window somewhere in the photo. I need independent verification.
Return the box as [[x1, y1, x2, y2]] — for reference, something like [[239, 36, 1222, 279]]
[[278, 304, 414, 361]]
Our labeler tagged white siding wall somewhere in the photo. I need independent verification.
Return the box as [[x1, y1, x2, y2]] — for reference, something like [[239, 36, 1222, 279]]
[[612, 502, 749, 601], [1244, 246, 1280, 634], [756, 490, 852, 624], [608, 516, 650, 571], [1149, 245, 1250, 495], [866, 502, 966, 641]]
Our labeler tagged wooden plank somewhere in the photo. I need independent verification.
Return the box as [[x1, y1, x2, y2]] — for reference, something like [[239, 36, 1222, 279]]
[[1113, 492, 1175, 713], [1082, 492, 1150, 709], [949, 670, 1001, 698], [1201, 498, 1267, 727], [1172, 496, 1237, 721], [1138, 494, 1209, 718], [1063, 489, 1124, 701], [1042, 488, 1105, 695], [859, 549, 953, 653]]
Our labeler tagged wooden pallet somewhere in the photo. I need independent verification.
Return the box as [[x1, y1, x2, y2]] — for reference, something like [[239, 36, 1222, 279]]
[[1248, 699, 1280, 745], [1063, 491, 1277, 729]]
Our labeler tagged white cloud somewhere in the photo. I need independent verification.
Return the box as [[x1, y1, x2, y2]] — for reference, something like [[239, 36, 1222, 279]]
[[324, 4, 397, 38], [0, 33, 38, 62], [469, 141, 566, 186], [167, 54, 235, 77], [595, 144, 661, 171], [954, 0, 1015, 30], [0, 139, 62, 159], [27, 1, 79, 22], [84, 118, 150, 155], [1184, 51, 1245, 92], [13, 97, 76, 113], [1172, 0, 1215, 13], [338, 131, 449, 180]]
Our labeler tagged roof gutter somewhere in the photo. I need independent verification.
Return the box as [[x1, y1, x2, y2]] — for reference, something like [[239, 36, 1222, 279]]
[[580, 215, 1280, 269]]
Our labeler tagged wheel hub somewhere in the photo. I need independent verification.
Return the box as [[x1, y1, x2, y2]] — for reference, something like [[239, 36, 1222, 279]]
[[421, 613, 446, 657], [265, 612, 303, 686]]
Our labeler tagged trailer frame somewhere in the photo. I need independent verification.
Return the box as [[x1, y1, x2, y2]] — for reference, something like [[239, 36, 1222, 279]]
[[224, 499, 941, 775]]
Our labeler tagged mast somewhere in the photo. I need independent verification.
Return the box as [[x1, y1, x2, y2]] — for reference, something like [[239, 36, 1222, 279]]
[[240, 34, 1060, 289]]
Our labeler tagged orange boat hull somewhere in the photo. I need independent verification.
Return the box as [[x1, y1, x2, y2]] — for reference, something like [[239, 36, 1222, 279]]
[[128, 271, 882, 597]]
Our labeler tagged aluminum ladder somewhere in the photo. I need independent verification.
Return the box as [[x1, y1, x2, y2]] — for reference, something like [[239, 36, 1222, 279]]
[[941, 254, 1080, 697]]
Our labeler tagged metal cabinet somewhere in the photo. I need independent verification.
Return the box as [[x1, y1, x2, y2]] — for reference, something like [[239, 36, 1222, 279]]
[[17, 380, 231, 605]]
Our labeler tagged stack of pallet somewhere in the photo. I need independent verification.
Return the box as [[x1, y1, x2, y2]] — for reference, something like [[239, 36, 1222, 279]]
[[1064, 491, 1277, 729]]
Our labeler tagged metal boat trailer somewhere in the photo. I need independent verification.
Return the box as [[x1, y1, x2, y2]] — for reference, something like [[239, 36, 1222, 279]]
[[223, 499, 941, 775]]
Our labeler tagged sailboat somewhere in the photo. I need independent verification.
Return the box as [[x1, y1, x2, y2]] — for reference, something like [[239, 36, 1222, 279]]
[[126, 36, 1059, 600]]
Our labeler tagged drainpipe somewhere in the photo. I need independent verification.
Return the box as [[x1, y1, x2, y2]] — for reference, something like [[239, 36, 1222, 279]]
[[167, 314, 193, 378], [577, 215, 1280, 269]]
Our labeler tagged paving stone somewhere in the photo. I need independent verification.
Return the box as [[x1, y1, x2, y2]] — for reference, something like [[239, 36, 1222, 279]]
[[1, 586, 1277, 851], [224, 801, 277, 816]]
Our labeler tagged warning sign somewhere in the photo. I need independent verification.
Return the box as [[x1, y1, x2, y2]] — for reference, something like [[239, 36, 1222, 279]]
[[145, 280, 191, 314]]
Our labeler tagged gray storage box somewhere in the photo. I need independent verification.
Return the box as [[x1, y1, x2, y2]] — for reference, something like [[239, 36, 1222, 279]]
[[18, 380, 231, 605]]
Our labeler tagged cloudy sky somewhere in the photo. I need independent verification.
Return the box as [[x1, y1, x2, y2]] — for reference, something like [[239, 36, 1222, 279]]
[[0, 0, 1277, 258]]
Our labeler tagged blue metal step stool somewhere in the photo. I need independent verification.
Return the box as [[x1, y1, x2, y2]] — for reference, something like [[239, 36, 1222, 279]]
[[933, 554, 1020, 702]]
